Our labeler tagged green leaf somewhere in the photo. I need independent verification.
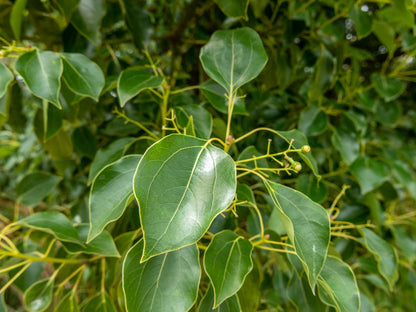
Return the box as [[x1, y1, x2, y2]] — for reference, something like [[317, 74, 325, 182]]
[[350, 156, 389, 194], [88, 155, 141, 242], [117, 69, 164, 107], [55, 291, 79, 312], [375, 100, 402, 125], [214, 0, 249, 19], [236, 264, 260, 312], [0, 62, 13, 98], [134, 134, 236, 261], [175, 105, 212, 139], [295, 174, 328, 203], [53, 0, 80, 23], [72, 126, 98, 159], [204, 230, 253, 307], [348, 4, 372, 38], [18, 212, 81, 244], [16, 172, 62, 207], [10, 0, 28, 40], [43, 101, 63, 141], [308, 47, 335, 100], [298, 105, 328, 136], [121, 0, 152, 50], [287, 273, 326, 312], [81, 292, 116, 312], [372, 21, 396, 55], [200, 27, 268, 94], [60, 53, 104, 101], [200, 80, 247, 114], [391, 161, 416, 199], [265, 181, 330, 290], [0, 293, 6, 312], [71, 0, 106, 45], [23, 279, 54, 312], [88, 137, 136, 184], [122, 240, 200, 312], [390, 225, 416, 262], [331, 128, 360, 165], [359, 228, 399, 290], [371, 74, 405, 102], [198, 286, 241, 312], [317, 256, 360, 312], [15, 49, 63, 109]]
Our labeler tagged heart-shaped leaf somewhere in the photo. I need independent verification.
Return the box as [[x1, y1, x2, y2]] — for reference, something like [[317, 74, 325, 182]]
[[204, 230, 253, 307], [200, 27, 268, 94], [265, 181, 330, 291], [198, 285, 241, 312], [23, 279, 54, 312], [15, 49, 63, 108], [88, 155, 141, 242], [134, 134, 236, 261], [0, 62, 13, 98], [122, 240, 200, 312]]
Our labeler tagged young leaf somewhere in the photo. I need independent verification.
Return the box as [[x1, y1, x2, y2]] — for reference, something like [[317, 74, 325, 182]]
[[60, 53, 105, 101], [88, 155, 141, 242], [23, 279, 54, 312], [204, 230, 253, 307], [198, 285, 241, 312], [71, 0, 106, 45], [15, 49, 63, 109], [0, 62, 13, 98], [265, 181, 330, 291], [317, 256, 360, 312], [55, 291, 79, 312], [200, 27, 268, 94], [214, 0, 249, 19], [134, 134, 236, 261], [359, 228, 399, 290], [122, 240, 200, 312], [117, 69, 164, 107], [81, 292, 116, 312], [350, 156, 389, 194]]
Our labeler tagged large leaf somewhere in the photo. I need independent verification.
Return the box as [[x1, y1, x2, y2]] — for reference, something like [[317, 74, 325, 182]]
[[60, 53, 104, 101], [317, 256, 360, 312], [71, 0, 106, 45], [359, 228, 398, 290], [204, 230, 253, 307], [16, 172, 62, 207], [200, 27, 268, 94], [265, 181, 330, 290], [134, 134, 236, 261], [117, 69, 164, 107], [214, 0, 249, 19], [350, 156, 389, 194], [18, 212, 81, 244], [198, 286, 241, 312], [0, 62, 13, 98], [23, 279, 54, 312], [88, 155, 140, 242], [15, 49, 63, 108], [122, 240, 200, 312]]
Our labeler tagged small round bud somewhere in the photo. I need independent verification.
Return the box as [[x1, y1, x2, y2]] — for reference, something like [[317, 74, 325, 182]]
[[227, 135, 235, 143], [301, 145, 311, 153], [264, 234, 270, 239], [292, 162, 302, 172]]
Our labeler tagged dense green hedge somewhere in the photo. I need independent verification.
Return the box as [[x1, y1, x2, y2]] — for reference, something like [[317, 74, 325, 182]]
[[1, 0, 415, 311]]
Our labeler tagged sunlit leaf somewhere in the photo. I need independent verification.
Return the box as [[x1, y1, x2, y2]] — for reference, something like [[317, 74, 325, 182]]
[[23, 279, 54, 312]]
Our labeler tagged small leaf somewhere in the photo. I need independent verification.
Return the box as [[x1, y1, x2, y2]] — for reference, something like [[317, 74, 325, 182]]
[[359, 228, 399, 290], [295, 174, 328, 203], [23, 279, 54, 312], [204, 230, 253, 307], [10, 0, 28, 40], [60, 53, 105, 101], [214, 0, 249, 19], [16, 172, 61, 207], [88, 155, 141, 242], [71, 0, 106, 45], [348, 4, 372, 38], [134, 134, 236, 261], [371, 74, 405, 102], [200, 27, 268, 94], [331, 128, 359, 165], [18, 212, 81, 244], [15, 49, 63, 108], [317, 256, 360, 312], [81, 292, 116, 312], [350, 156, 389, 194], [43, 101, 63, 141], [0, 62, 14, 98], [265, 181, 330, 290], [122, 240, 200, 312], [55, 291, 79, 312], [198, 286, 241, 312], [298, 105, 328, 136], [175, 105, 212, 139], [117, 69, 164, 107]]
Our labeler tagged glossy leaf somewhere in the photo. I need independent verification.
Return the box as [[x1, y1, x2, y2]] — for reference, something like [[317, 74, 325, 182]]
[[214, 0, 248, 19], [298, 105, 328, 136], [81, 292, 116, 312], [204, 230, 253, 307], [15, 50, 63, 108], [88, 155, 141, 242], [122, 240, 200, 312], [10, 0, 28, 40], [317, 256, 360, 312], [16, 172, 61, 207], [198, 286, 241, 312], [61, 53, 104, 101], [55, 291, 79, 312], [175, 105, 212, 139], [200, 27, 268, 94], [18, 212, 81, 244], [71, 0, 106, 45], [23, 279, 54, 312], [134, 134, 236, 261], [265, 181, 330, 290], [371, 74, 405, 102], [350, 156, 389, 194], [0, 62, 13, 98], [117, 69, 164, 107], [359, 228, 398, 290]]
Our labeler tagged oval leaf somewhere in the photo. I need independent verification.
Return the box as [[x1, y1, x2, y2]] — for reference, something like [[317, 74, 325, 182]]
[[265, 181, 330, 291], [88, 155, 141, 242], [200, 27, 268, 94], [16, 172, 61, 207], [117, 69, 164, 107], [317, 256, 360, 312], [0, 62, 13, 98], [60, 53, 105, 101], [15, 49, 63, 108], [122, 240, 200, 312], [134, 134, 236, 261], [24, 279, 54, 312], [204, 230, 253, 307], [198, 286, 241, 312]]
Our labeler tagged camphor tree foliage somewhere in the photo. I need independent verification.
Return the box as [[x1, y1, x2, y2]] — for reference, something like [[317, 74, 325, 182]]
[[0, 0, 416, 311]]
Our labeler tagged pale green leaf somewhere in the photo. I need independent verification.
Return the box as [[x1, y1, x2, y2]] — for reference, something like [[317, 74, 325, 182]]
[[348, 4, 372, 38], [198, 286, 241, 312], [23, 279, 54, 312], [16, 172, 61, 207], [0, 62, 14, 98]]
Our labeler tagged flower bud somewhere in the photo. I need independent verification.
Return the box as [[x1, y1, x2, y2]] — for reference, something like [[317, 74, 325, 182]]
[[292, 162, 302, 172], [301, 145, 310, 153]]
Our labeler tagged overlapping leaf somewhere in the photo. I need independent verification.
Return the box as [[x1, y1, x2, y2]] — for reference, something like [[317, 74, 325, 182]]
[[16, 172, 61, 206], [23, 279, 54, 312], [0, 62, 13, 98], [198, 286, 241, 312]]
